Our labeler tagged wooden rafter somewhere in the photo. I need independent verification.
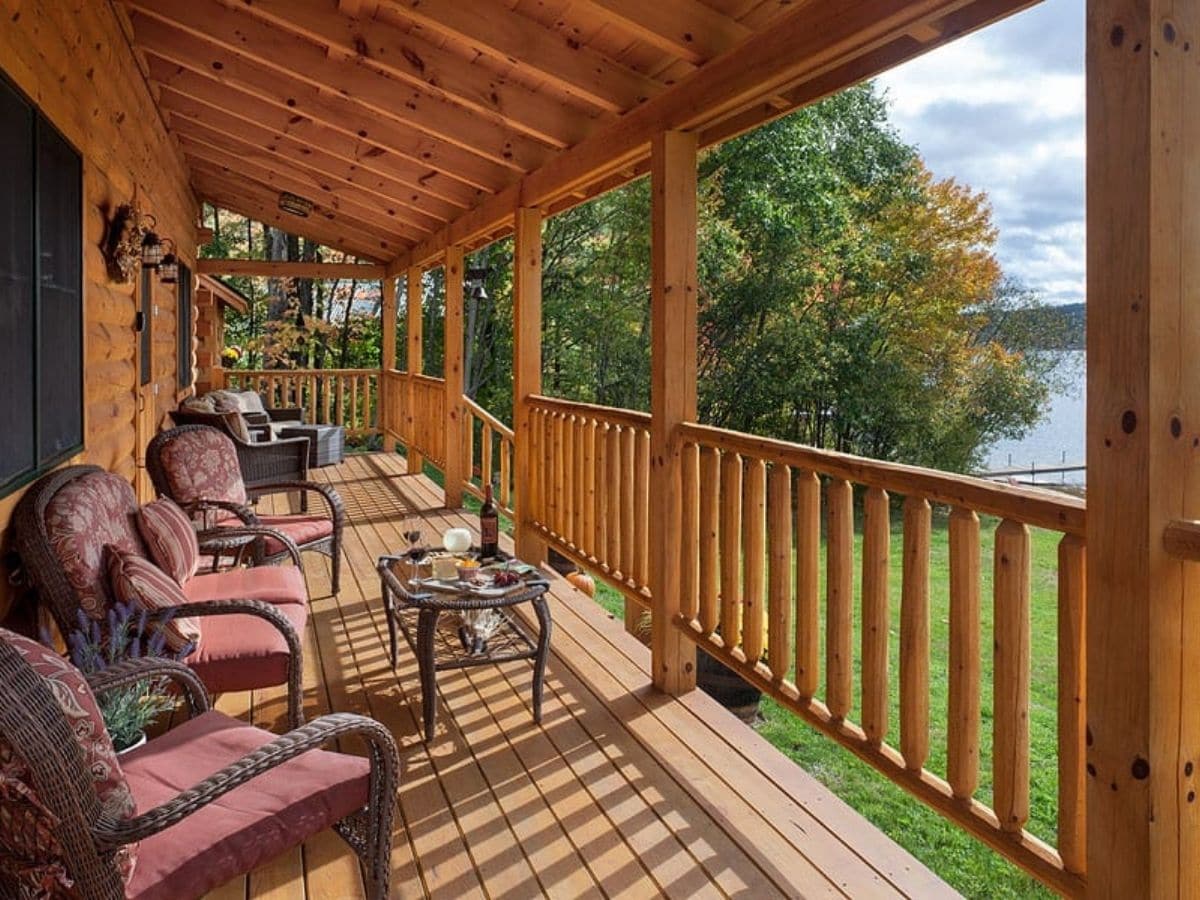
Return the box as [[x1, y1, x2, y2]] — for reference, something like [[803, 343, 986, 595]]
[[150, 71, 478, 212], [169, 115, 446, 232], [126, 2, 551, 174], [193, 165, 406, 259], [197, 259, 387, 278], [382, 0, 663, 112], [177, 136, 428, 243], [580, 0, 752, 65], [224, 0, 601, 148], [129, 13, 516, 193]]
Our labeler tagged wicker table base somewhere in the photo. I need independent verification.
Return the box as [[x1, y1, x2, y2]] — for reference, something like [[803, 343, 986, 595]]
[[377, 554, 552, 742]]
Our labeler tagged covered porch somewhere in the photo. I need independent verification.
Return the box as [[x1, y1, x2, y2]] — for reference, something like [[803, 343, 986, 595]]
[[225, 451, 952, 898]]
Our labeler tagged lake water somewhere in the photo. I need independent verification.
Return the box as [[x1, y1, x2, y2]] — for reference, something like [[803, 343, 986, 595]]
[[982, 350, 1085, 485]]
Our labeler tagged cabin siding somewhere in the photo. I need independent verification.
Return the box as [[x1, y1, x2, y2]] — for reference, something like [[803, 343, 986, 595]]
[[0, 0, 198, 619]]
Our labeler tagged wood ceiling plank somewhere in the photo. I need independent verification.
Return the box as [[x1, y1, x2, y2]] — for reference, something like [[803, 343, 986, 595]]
[[126, 1, 552, 173], [196, 259, 387, 278], [229, 0, 602, 147], [193, 167, 404, 260], [176, 133, 431, 242], [130, 17, 515, 193], [580, 0, 751, 64], [166, 110, 447, 231], [384, 0, 662, 112], [148, 67, 477, 212]]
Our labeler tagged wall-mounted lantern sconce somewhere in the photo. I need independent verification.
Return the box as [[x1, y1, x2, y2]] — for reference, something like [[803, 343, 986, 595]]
[[158, 239, 179, 284]]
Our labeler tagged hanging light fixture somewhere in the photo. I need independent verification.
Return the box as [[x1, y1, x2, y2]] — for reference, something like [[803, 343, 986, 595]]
[[466, 266, 490, 303], [158, 239, 179, 284], [278, 191, 313, 218], [140, 214, 163, 268]]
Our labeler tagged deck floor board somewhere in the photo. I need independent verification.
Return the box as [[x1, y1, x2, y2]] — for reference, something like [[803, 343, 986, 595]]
[[198, 451, 957, 899]]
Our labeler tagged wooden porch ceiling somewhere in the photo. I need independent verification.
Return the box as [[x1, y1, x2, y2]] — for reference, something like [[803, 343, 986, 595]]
[[117, 0, 1039, 264]]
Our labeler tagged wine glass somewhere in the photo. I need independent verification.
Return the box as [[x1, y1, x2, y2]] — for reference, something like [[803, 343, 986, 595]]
[[401, 520, 425, 586]]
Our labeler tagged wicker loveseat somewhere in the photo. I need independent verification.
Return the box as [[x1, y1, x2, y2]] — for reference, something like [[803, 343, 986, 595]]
[[0, 632, 398, 899]]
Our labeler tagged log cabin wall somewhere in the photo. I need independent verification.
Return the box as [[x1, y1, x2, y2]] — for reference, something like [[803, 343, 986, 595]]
[[0, 0, 198, 622]]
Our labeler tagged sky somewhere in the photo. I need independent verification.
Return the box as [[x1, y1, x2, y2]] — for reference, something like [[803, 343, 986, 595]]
[[876, 0, 1085, 306]]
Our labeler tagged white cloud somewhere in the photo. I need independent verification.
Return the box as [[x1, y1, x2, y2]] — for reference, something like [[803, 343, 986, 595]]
[[877, 0, 1085, 305]]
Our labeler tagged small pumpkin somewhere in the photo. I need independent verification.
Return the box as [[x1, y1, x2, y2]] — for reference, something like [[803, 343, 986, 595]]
[[566, 570, 595, 598]]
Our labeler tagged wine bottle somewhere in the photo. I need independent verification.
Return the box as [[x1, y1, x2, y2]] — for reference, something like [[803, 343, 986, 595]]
[[480, 481, 499, 559]]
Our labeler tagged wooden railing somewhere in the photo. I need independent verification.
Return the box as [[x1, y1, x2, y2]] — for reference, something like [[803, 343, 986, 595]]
[[526, 395, 653, 607], [671, 422, 1087, 896], [221, 368, 379, 437], [464, 397, 515, 519], [404, 373, 447, 468]]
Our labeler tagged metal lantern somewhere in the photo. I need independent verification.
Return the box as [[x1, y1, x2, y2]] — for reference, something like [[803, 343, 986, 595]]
[[158, 239, 179, 284], [278, 191, 313, 218], [140, 215, 163, 268]]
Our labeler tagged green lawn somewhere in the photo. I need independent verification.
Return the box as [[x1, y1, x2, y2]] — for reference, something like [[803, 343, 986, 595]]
[[590, 511, 1061, 899]]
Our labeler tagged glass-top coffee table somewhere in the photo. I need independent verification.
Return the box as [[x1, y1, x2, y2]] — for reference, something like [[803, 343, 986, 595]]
[[377, 551, 553, 742]]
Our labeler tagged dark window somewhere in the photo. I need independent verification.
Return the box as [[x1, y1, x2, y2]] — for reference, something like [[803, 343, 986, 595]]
[[177, 263, 192, 389], [140, 264, 152, 386], [0, 73, 82, 497]]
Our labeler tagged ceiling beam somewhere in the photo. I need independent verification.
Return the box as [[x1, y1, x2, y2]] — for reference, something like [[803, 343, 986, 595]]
[[197, 259, 387, 279], [167, 113, 445, 231], [176, 134, 428, 243], [126, 2, 552, 173], [383, 0, 662, 113], [580, 0, 752, 65], [192, 165, 407, 259], [130, 15, 515, 193], [388, 0, 1034, 274], [150, 70, 476, 213], [226, 0, 601, 147]]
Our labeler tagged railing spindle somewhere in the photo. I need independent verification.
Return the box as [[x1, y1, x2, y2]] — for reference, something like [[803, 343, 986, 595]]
[[826, 478, 854, 721], [742, 458, 767, 663], [994, 519, 1031, 834], [767, 463, 792, 683], [595, 422, 608, 559], [796, 470, 820, 699], [620, 425, 635, 579], [720, 451, 744, 648], [483, 422, 494, 493], [862, 486, 890, 746], [582, 418, 595, 552], [1057, 533, 1086, 874], [699, 446, 721, 636], [900, 496, 932, 771], [574, 417, 586, 546], [606, 425, 621, 574], [948, 507, 981, 799], [634, 429, 650, 588], [562, 416, 575, 546], [681, 442, 701, 623]]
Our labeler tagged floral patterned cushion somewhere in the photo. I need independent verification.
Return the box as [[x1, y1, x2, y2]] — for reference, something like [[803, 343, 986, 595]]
[[156, 428, 247, 508], [0, 738, 77, 898], [0, 629, 138, 892], [106, 548, 201, 654], [43, 472, 144, 619], [136, 499, 200, 585]]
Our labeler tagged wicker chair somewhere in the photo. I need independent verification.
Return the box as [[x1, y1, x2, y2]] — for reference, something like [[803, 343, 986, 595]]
[[148, 425, 346, 593], [15, 465, 310, 727], [169, 407, 310, 493], [0, 639, 399, 899]]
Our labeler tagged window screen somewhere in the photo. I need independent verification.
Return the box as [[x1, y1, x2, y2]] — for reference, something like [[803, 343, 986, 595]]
[[177, 263, 192, 389]]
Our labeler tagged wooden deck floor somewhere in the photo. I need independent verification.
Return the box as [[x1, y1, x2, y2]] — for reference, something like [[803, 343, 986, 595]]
[[205, 452, 957, 899]]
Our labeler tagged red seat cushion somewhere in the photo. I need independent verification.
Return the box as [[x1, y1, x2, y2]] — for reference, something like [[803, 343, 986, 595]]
[[183, 565, 308, 607], [122, 711, 370, 900], [217, 514, 334, 557], [183, 600, 307, 693]]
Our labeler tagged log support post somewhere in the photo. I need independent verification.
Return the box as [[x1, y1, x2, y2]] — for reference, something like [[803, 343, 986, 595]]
[[380, 275, 397, 452], [1087, 1, 1200, 892], [406, 266, 424, 475], [649, 130, 698, 695], [513, 207, 547, 565], [443, 246, 466, 508]]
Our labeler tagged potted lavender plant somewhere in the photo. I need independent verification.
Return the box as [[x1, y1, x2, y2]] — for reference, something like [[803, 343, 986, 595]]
[[63, 603, 194, 753]]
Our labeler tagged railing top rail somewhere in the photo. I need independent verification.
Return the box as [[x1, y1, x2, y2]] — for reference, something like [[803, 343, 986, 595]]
[[678, 421, 1086, 536], [528, 394, 652, 430], [463, 396, 514, 439], [226, 367, 377, 376], [411, 373, 447, 387]]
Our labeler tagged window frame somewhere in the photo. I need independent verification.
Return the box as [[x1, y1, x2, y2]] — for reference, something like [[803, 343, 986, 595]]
[[176, 262, 193, 390], [0, 71, 85, 500]]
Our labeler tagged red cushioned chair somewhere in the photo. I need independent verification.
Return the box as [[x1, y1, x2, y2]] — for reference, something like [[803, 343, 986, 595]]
[[147, 425, 345, 593], [15, 465, 310, 728], [0, 635, 398, 900]]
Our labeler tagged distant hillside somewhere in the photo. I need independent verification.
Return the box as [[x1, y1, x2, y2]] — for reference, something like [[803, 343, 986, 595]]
[[986, 301, 1085, 352], [1049, 303, 1086, 349]]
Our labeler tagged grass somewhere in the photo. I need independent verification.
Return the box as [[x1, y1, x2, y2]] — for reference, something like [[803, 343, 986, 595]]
[[590, 511, 1061, 899]]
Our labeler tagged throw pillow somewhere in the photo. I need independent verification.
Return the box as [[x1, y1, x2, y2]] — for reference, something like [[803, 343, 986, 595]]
[[105, 547, 202, 654], [181, 394, 215, 413], [0, 628, 139, 888], [236, 391, 267, 414], [210, 395, 252, 443], [136, 498, 201, 585]]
